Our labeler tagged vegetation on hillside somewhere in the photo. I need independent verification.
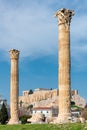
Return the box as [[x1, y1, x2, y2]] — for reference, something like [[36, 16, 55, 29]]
[[71, 101, 82, 111], [29, 89, 33, 94], [71, 105, 82, 111], [19, 115, 32, 124]]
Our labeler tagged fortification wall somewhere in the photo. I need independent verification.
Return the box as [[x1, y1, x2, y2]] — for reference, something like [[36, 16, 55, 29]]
[[19, 89, 78, 107]]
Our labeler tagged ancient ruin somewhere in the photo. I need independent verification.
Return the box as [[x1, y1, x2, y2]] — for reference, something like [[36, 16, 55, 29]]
[[8, 49, 20, 124], [55, 8, 74, 123], [19, 89, 86, 109]]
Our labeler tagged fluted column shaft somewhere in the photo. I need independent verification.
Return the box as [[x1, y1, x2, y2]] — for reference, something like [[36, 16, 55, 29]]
[[8, 49, 20, 124], [58, 22, 70, 117], [55, 8, 74, 123]]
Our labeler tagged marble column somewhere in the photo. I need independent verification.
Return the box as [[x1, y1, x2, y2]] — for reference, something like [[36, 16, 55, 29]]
[[55, 8, 74, 123], [8, 49, 20, 124]]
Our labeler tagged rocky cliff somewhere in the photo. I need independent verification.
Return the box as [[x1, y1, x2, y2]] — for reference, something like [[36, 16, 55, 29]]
[[19, 89, 86, 108]]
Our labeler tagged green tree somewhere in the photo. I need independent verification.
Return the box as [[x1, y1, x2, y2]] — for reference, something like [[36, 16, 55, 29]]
[[27, 104, 33, 114], [19, 100, 23, 107], [27, 104, 33, 110], [29, 89, 33, 94], [0, 103, 8, 124]]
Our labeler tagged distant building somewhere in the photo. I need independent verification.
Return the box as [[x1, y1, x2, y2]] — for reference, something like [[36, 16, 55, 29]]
[[19, 88, 86, 109], [34, 88, 50, 91], [32, 107, 58, 117], [23, 91, 30, 96]]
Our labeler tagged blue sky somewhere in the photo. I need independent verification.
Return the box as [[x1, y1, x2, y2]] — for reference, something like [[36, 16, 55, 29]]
[[0, 0, 87, 103]]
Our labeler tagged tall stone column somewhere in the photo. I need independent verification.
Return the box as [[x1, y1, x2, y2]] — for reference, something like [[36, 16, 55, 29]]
[[8, 49, 20, 124], [55, 8, 74, 123]]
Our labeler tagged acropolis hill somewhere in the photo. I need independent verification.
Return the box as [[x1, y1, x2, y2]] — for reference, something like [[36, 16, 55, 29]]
[[19, 88, 86, 108]]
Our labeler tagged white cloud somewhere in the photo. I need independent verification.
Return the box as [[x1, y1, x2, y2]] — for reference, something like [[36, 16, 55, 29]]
[[0, 0, 87, 70], [71, 15, 87, 68], [0, 1, 57, 59]]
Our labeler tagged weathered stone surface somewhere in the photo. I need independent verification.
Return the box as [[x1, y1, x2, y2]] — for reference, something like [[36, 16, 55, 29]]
[[71, 117, 81, 123], [72, 95, 86, 108], [19, 89, 86, 109], [27, 113, 45, 123], [34, 96, 58, 107], [46, 117, 56, 124], [19, 89, 58, 107], [8, 49, 20, 124], [79, 117, 86, 123], [55, 8, 74, 27], [55, 8, 74, 123]]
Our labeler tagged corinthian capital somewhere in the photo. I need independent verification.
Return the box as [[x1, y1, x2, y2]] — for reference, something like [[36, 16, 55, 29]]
[[9, 49, 20, 60], [55, 8, 74, 26]]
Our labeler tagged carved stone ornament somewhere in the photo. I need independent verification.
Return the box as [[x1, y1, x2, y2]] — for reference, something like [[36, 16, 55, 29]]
[[55, 8, 74, 26], [9, 49, 20, 59]]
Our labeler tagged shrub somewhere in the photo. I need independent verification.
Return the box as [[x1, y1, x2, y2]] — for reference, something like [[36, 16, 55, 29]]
[[27, 104, 33, 110], [19, 115, 32, 124], [29, 90, 33, 94]]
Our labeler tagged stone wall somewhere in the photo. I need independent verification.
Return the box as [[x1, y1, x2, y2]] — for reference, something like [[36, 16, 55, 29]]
[[19, 89, 79, 107], [19, 89, 58, 107]]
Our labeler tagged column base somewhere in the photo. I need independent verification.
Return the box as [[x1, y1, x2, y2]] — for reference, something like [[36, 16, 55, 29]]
[[8, 118, 19, 125], [53, 113, 72, 124]]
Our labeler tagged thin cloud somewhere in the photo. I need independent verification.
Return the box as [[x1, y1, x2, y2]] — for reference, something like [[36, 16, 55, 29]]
[[0, 1, 57, 59], [70, 14, 87, 69], [0, 0, 87, 70]]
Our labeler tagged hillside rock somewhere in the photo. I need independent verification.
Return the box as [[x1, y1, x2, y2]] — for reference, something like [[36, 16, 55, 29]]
[[72, 95, 86, 108], [27, 113, 45, 123], [19, 89, 86, 109]]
